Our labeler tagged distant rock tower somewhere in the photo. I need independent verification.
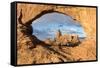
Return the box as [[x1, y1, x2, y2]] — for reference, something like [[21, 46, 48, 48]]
[[56, 29, 62, 39], [55, 30, 62, 45]]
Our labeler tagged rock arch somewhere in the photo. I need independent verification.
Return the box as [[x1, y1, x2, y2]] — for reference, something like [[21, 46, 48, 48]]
[[16, 3, 97, 65], [17, 4, 96, 38]]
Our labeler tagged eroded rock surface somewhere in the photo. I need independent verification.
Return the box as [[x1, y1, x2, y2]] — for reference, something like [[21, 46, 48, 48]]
[[17, 3, 97, 65]]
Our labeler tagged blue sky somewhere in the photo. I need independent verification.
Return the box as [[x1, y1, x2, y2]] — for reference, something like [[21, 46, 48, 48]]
[[31, 12, 86, 40]]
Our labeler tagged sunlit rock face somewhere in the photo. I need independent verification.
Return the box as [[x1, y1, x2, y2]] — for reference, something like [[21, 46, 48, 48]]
[[31, 12, 86, 41]]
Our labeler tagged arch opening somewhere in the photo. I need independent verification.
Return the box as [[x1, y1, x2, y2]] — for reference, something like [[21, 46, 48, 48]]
[[31, 12, 86, 41]]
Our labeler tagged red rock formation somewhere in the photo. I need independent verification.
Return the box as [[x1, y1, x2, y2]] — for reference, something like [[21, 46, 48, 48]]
[[55, 30, 80, 46], [16, 3, 97, 65]]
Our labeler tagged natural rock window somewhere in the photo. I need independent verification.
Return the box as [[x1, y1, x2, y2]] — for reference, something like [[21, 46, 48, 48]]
[[31, 12, 86, 42], [17, 4, 96, 65]]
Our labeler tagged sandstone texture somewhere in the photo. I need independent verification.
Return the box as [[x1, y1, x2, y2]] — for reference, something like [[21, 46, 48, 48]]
[[17, 3, 97, 65]]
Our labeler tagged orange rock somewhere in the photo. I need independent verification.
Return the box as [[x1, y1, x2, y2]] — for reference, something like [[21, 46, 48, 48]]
[[17, 3, 96, 64]]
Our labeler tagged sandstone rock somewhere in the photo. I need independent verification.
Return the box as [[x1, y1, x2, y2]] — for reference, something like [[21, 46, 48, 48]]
[[44, 38, 53, 45], [17, 3, 96, 38], [55, 30, 80, 46], [16, 3, 96, 65]]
